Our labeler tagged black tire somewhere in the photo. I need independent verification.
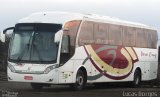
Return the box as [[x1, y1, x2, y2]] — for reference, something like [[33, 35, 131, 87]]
[[133, 69, 141, 87], [31, 83, 43, 90], [70, 70, 86, 91]]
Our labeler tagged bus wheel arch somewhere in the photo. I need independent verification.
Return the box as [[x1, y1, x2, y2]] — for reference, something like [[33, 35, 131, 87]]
[[71, 66, 87, 90], [133, 67, 142, 87], [79, 67, 87, 84]]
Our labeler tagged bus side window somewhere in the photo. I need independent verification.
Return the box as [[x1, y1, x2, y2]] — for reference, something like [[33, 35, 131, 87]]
[[79, 21, 94, 46], [123, 26, 136, 47], [136, 28, 147, 48], [64, 20, 81, 55], [147, 30, 153, 48], [150, 30, 158, 48], [108, 24, 122, 45], [94, 23, 108, 44]]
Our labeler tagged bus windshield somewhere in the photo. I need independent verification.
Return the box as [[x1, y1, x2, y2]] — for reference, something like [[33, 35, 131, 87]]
[[9, 23, 62, 64]]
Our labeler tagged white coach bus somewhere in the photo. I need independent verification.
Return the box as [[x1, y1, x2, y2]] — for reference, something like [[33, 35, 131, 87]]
[[1, 12, 158, 90]]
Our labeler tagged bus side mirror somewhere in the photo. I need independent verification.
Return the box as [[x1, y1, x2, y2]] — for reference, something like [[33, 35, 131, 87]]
[[1, 27, 15, 42], [0, 32, 5, 43], [54, 30, 62, 43], [61, 35, 70, 53], [3, 27, 15, 34]]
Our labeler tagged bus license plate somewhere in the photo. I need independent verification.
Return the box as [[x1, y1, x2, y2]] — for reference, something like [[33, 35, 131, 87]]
[[24, 76, 33, 80]]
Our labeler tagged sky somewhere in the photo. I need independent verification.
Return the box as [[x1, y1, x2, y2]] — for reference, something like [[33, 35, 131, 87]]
[[0, 0, 160, 37]]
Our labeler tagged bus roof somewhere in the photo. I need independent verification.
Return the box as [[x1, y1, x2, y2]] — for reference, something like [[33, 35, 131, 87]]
[[18, 11, 155, 30], [18, 11, 83, 24]]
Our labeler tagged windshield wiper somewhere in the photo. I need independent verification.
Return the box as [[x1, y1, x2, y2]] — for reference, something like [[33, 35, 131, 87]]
[[17, 44, 29, 62], [29, 32, 44, 63], [17, 32, 34, 62], [32, 44, 44, 63]]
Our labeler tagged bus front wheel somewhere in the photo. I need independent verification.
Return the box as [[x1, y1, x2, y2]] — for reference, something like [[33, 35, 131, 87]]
[[70, 70, 86, 91]]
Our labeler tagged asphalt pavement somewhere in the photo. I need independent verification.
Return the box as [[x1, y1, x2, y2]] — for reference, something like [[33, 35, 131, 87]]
[[0, 81, 160, 97]]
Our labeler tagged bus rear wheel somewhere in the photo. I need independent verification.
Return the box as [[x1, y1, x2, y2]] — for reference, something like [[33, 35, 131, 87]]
[[70, 70, 86, 91], [31, 83, 43, 90], [133, 69, 141, 87]]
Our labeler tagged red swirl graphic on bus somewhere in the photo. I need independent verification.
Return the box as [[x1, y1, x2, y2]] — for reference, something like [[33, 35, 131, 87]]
[[85, 45, 138, 80]]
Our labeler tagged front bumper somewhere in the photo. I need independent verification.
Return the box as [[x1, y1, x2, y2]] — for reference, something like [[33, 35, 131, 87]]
[[7, 68, 58, 84]]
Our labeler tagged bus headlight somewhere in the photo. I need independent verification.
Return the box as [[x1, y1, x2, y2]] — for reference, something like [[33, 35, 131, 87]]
[[8, 63, 15, 73], [44, 65, 55, 74]]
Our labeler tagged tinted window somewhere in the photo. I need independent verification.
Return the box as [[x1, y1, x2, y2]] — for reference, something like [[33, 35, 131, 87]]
[[123, 27, 136, 46], [79, 21, 94, 45], [109, 24, 122, 45], [94, 23, 108, 44], [136, 28, 148, 47]]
